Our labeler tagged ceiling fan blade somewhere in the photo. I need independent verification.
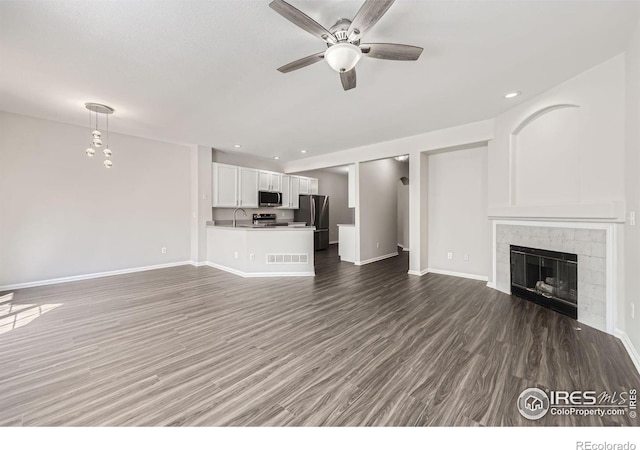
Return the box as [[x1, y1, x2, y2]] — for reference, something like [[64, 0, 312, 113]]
[[340, 69, 356, 91], [269, 0, 336, 44], [347, 0, 395, 39], [277, 51, 325, 73], [360, 43, 423, 61]]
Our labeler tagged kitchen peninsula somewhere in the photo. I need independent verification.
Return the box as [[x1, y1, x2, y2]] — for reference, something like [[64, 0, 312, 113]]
[[206, 223, 315, 277]]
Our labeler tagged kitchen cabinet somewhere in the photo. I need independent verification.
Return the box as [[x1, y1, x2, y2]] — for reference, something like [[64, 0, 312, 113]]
[[212, 163, 238, 207], [212, 163, 314, 209], [309, 178, 319, 195], [238, 167, 259, 208], [347, 164, 355, 208], [299, 177, 310, 195], [259, 171, 281, 192], [279, 175, 290, 209], [290, 176, 300, 209]]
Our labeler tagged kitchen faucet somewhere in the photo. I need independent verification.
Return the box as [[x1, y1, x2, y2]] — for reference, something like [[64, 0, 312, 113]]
[[232, 208, 247, 227]]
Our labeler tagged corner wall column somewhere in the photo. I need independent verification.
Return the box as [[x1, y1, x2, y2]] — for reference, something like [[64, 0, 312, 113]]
[[409, 151, 428, 275]]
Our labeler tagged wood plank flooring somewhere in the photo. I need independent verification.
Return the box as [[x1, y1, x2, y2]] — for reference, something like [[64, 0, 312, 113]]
[[1, 246, 638, 426]]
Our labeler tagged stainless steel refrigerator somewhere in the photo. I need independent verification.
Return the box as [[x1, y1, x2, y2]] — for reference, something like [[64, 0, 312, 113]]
[[295, 195, 329, 250]]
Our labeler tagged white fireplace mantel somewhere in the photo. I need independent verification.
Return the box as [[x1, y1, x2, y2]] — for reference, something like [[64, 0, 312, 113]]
[[487, 201, 626, 223]]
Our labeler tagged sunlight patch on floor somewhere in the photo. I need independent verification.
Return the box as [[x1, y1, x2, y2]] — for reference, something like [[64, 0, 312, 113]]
[[0, 292, 62, 335]]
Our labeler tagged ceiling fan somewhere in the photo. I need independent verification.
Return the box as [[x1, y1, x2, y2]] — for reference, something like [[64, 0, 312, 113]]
[[269, 0, 423, 91]]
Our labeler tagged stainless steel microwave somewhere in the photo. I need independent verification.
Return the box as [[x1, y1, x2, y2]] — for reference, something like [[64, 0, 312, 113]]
[[258, 191, 282, 207]]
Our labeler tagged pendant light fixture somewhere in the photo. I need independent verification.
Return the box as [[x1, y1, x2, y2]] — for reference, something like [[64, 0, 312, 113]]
[[84, 103, 115, 168]]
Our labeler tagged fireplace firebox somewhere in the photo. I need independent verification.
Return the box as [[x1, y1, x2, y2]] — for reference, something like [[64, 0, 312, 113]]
[[510, 245, 578, 319]]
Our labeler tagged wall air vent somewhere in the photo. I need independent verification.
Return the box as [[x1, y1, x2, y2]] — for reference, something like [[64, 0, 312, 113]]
[[266, 254, 309, 264]]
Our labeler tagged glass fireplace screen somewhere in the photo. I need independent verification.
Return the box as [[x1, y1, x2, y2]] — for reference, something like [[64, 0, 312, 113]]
[[510, 245, 578, 306]]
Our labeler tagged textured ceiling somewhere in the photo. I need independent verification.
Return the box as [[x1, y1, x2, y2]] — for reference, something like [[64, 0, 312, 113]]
[[1, 0, 639, 161]]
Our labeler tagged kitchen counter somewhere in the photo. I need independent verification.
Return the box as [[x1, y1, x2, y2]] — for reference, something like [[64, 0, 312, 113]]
[[206, 225, 315, 277], [207, 224, 314, 231]]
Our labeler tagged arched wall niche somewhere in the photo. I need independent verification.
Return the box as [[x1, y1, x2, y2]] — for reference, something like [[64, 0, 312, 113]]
[[508, 104, 581, 206]]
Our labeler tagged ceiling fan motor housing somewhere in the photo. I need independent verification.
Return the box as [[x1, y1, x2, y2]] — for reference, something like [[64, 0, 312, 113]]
[[330, 18, 354, 43]]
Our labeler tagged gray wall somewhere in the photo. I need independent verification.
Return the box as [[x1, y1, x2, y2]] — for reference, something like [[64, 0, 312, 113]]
[[0, 111, 192, 286], [292, 168, 353, 243], [359, 158, 406, 262], [427, 145, 490, 277]]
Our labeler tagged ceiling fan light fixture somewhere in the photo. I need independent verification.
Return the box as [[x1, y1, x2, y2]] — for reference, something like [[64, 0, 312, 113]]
[[324, 43, 362, 73]]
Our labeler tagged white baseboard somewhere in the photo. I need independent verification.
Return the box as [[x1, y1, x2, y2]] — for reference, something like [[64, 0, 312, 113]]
[[206, 262, 315, 278], [426, 268, 489, 282], [615, 328, 640, 375], [486, 281, 496, 289], [354, 252, 399, 266], [329, 240, 338, 245], [397, 243, 410, 252], [190, 260, 209, 267], [407, 268, 429, 276], [0, 260, 194, 292]]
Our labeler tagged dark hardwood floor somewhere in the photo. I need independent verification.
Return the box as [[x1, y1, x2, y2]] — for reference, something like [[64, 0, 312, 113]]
[[0, 245, 638, 426]]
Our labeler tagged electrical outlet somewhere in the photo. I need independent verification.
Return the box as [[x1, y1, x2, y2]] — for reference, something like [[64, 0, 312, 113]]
[[234, 251, 238, 259], [464, 254, 469, 261], [376, 242, 380, 249], [629, 211, 636, 226], [447, 252, 453, 260], [161, 247, 167, 254], [250, 253, 255, 261]]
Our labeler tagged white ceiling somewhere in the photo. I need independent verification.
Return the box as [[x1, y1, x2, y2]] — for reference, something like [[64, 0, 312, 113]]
[[1, 1, 639, 161]]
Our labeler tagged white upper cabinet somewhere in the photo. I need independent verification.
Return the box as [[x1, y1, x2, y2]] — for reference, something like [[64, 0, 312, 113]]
[[270, 172, 282, 192], [299, 177, 310, 195], [290, 176, 300, 209], [309, 178, 319, 195], [258, 171, 271, 191], [212, 163, 238, 207], [258, 171, 282, 192], [238, 167, 259, 208], [279, 175, 290, 209], [212, 164, 313, 209]]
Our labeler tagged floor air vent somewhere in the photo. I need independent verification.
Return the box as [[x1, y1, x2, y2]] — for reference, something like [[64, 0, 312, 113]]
[[266, 254, 309, 264]]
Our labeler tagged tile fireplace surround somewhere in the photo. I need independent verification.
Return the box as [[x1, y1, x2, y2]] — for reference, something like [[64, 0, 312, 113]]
[[491, 220, 616, 333]]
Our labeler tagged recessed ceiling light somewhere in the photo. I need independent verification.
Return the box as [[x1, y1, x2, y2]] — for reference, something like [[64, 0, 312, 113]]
[[233, 144, 242, 148], [504, 91, 521, 99], [394, 155, 409, 162], [300, 150, 307, 153], [273, 156, 280, 160]]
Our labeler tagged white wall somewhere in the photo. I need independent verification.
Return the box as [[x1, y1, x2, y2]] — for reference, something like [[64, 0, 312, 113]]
[[397, 163, 410, 248], [488, 55, 626, 219], [359, 158, 405, 262], [428, 146, 490, 277], [191, 145, 212, 263], [293, 168, 354, 243], [623, 19, 640, 360], [0, 111, 191, 287], [213, 149, 284, 172]]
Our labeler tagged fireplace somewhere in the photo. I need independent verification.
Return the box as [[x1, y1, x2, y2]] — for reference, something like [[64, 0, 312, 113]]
[[510, 245, 578, 319]]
